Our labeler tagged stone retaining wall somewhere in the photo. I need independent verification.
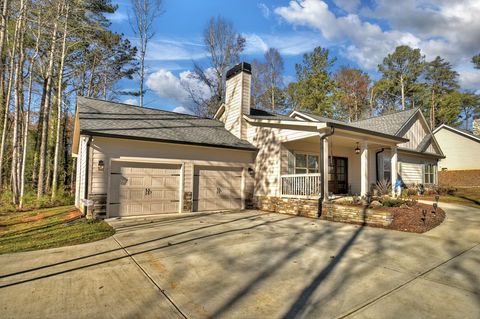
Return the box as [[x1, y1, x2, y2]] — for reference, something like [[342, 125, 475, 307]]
[[255, 196, 393, 227]]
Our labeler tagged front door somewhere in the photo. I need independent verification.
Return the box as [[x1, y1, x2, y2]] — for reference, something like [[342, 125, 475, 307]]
[[328, 157, 348, 194]]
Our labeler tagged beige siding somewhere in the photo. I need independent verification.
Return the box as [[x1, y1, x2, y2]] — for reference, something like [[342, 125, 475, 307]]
[[224, 72, 251, 139], [398, 154, 437, 185], [435, 128, 480, 170]]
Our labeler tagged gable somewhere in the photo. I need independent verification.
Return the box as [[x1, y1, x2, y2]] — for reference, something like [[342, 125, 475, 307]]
[[398, 112, 443, 156]]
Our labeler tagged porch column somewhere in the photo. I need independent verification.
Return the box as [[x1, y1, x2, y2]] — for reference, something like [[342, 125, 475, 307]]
[[360, 141, 369, 196], [391, 146, 398, 197], [323, 137, 329, 200]]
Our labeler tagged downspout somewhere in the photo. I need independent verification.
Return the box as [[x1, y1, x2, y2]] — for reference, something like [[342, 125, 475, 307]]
[[84, 136, 91, 202], [318, 127, 335, 217], [375, 148, 385, 183]]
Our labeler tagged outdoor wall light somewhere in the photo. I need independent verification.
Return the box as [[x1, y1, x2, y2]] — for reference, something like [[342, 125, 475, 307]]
[[98, 160, 105, 171], [355, 142, 361, 154], [248, 167, 255, 177]]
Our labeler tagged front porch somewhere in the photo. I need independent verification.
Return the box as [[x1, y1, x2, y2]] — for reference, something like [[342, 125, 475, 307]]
[[278, 132, 399, 199]]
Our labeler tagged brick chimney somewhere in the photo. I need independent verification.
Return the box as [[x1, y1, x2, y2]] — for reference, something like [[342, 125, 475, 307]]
[[473, 118, 480, 136], [223, 62, 251, 139]]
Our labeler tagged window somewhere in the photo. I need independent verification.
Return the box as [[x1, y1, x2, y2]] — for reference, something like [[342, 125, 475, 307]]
[[424, 163, 437, 184], [294, 153, 319, 174], [383, 155, 391, 182]]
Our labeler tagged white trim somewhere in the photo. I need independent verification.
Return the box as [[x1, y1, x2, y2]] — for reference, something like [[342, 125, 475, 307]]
[[289, 110, 321, 122], [433, 124, 480, 143], [213, 103, 225, 120]]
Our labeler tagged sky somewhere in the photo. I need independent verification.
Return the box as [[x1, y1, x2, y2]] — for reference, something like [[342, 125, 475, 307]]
[[106, 0, 480, 113]]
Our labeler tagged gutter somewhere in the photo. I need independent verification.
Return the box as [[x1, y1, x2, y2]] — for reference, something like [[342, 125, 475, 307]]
[[318, 127, 335, 217], [375, 148, 385, 182]]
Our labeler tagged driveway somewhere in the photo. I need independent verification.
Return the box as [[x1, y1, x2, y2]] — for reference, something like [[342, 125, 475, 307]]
[[0, 203, 479, 319]]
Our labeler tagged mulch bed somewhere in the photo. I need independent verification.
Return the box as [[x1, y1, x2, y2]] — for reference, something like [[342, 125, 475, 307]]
[[385, 203, 445, 233]]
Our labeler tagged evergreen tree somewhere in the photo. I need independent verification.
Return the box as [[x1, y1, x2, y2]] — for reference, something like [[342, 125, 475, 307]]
[[378, 45, 424, 110], [287, 47, 336, 116]]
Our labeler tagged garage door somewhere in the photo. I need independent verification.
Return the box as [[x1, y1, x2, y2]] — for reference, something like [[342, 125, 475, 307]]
[[194, 167, 242, 211], [109, 162, 181, 217]]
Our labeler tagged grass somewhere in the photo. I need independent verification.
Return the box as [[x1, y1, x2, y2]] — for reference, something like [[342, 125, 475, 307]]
[[418, 187, 480, 209], [0, 206, 115, 254]]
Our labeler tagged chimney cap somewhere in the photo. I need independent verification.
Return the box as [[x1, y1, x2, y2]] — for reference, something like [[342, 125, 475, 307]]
[[226, 62, 252, 80]]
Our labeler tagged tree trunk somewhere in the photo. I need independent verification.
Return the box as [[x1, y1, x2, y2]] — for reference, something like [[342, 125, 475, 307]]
[[0, 6, 21, 190], [139, 47, 145, 107], [0, 0, 9, 113], [52, 3, 69, 200], [430, 89, 435, 129], [38, 0, 62, 198], [11, 0, 27, 204], [400, 75, 405, 110], [19, 12, 42, 209]]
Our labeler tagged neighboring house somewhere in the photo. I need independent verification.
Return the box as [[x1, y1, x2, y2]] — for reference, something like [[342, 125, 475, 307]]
[[73, 62, 444, 218], [432, 123, 480, 187]]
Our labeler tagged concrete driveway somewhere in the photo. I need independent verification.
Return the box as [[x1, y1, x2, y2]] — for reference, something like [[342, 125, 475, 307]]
[[1, 203, 479, 319]]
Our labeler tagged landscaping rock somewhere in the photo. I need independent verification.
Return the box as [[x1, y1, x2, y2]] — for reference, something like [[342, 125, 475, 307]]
[[370, 200, 383, 208]]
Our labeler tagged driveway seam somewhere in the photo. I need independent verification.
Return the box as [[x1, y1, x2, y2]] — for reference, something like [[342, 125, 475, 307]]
[[338, 242, 480, 318], [112, 235, 188, 319]]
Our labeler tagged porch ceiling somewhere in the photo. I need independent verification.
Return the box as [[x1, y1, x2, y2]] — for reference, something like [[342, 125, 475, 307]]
[[284, 134, 396, 149]]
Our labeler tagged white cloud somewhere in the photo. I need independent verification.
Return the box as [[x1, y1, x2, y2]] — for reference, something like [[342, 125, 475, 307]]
[[146, 69, 188, 101], [243, 32, 325, 56], [258, 3, 271, 19], [145, 38, 207, 61], [333, 0, 361, 13], [274, 0, 480, 88], [146, 68, 214, 113], [122, 98, 138, 106], [105, 11, 128, 22], [172, 106, 194, 115], [458, 69, 480, 93]]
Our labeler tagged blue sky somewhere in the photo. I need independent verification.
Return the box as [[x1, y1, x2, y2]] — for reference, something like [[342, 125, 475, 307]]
[[106, 0, 480, 113]]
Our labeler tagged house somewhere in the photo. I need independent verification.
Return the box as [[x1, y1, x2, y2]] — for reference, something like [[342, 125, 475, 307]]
[[72, 62, 444, 218], [432, 123, 480, 187]]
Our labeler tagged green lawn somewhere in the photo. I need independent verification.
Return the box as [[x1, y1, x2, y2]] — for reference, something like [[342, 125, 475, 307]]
[[0, 206, 115, 254], [419, 187, 480, 209]]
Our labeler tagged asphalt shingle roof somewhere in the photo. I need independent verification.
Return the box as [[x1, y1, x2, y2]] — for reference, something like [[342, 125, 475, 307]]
[[349, 108, 418, 136], [77, 97, 256, 150], [246, 108, 295, 121]]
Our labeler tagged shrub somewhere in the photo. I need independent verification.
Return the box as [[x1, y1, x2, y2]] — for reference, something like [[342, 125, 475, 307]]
[[382, 198, 405, 207], [375, 180, 392, 196], [436, 185, 457, 196], [406, 187, 418, 196]]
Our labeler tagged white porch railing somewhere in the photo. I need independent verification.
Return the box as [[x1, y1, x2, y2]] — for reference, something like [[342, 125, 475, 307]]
[[280, 173, 321, 197]]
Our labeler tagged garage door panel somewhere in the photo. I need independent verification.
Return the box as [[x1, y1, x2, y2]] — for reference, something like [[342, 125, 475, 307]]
[[194, 167, 242, 212], [110, 162, 181, 217]]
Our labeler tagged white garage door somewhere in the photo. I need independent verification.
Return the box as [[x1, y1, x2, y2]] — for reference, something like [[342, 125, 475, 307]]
[[194, 167, 242, 211], [109, 162, 181, 217]]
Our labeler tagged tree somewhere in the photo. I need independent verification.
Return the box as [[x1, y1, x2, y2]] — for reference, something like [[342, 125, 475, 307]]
[[287, 47, 336, 116], [251, 48, 286, 112], [424, 56, 459, 128], [185, 16, 245, 117], [334, 66, 370, 121], [129, 0, 163, 107], [473, 53, 480, 69], [459, 92, 480, 129], [378, 45, 425, 110]]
